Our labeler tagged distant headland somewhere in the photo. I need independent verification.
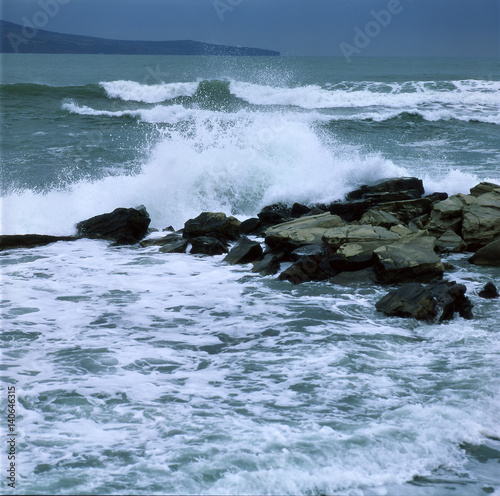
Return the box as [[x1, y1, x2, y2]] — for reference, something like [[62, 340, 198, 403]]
[[0, 20, 280, 56]]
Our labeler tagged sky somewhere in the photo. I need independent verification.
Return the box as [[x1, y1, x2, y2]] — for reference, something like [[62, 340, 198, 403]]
[[0, 0, 499, 57]]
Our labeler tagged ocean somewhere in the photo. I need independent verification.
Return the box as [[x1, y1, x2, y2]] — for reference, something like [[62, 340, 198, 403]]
[[1, 54, 500, 495]]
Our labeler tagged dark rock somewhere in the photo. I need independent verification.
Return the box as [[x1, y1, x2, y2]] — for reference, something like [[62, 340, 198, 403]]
[[140, 233, 183, 247], [239, 218, 263, 235], [359, 209, 401, 229], [462, 192, 500, 250], [291, 202, 312, 218], [190, 236, 228, 255], [76, 206, 151, 244], [257, 203, 293, 226], [183, 212, 240, 242], [346, 177, 424, 202], [375, 197, 433, 225], [278, 254, 337, 284], [468, 238, 500, 266], [470, 182, 500, 197], [478, 282, 499, 299], [290, 243, 330, 261], [375, 280, 473, 322], [330, 267, 377, 285], [252, 253, 281, 276], [373, 236, 444, 284], [159, 239, 189, 254], [0, 234, 79, 251], [224, 236, 263, 265], [426, 192, 449, 203], [436, 230, 466, 253]]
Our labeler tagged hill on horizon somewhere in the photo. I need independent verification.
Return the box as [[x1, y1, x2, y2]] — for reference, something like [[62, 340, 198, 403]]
[[0, 20, 280, 56]]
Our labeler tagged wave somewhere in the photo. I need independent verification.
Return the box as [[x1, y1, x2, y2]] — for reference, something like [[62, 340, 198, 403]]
[[100, 80, 199, 103]]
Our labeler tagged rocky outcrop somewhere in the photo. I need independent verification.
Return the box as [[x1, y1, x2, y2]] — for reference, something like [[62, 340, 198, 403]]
[[257, 203, 293, 226], [76, 206, 151, 244], [359, 209, 401, 229], [265, 213, 345, 253], [376, 280, 473, 322], [322, 225, 401, 249], [373, 236, 444, 284], [190, 236, 228, 255], [462, 191, 500, 249], [468, 238, 500, 266], [224, 237, 263, 265], [183, 212, 240, 242], [0, 234, 79, 251]]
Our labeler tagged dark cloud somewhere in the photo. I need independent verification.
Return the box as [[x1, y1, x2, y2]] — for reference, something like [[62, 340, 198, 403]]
[[1, 0, 498, 57]]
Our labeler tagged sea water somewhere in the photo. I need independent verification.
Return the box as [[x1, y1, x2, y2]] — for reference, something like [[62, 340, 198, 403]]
[[1, 54, 500, 495]]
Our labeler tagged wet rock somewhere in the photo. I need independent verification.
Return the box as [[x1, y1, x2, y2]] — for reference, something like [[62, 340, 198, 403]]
[[470, 181, 500, 197], [76, 206, 151, 244], [478, 282, 499, 299], [183, 212, 240, 242], [359, 209, 401, 229], [265, 213, 345, 253], [375, 197, 433, 225], [291, 202, 312, 218], [322, 225, 401, 250], [140, 233, 183, 247], [373, 236, 444, 284], [468, 238, 500, 266], [224, 236, 263, 265], [425, 195, 468, 238], [278, 254, 336, 284], [462, 191, 500, 250], [436, 230, 466, 253], [239, 218, 263, 236], [190, 236, 228, 255], [252, 253, 281, 276], [345, 177, 424, 202], [330, 267, 377, 286], [257, 203, 293, 226], [0, 234, 79, 251], [375, 280, 473, 322], [159, 239, 189, 254]]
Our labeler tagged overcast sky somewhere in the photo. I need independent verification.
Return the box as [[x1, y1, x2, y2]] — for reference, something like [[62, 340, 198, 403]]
[[1, 0, 499, 57]]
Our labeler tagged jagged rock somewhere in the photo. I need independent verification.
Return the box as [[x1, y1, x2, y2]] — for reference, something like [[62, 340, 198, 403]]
[[0, 234, 79, 251], [468, 238, 500, 266], [265, 213, 345, 253], [373, 236, 444, 284], [375, 197, 433, 225], [462, 191, 500, 249], [359, 209, 401, 229], [257, 203, 293, 226], [239, 218, 262, 235], [252, 253, 281, 276], [322, 225, 401, 250], [290, 243, 330, 261], [190, 236, 228, 255], [291, 202, 312, 218], [76, 206, 151, 244], [375, 280, 473, 322], [436, 230, 466, 253], [478, 282, 499, 299], [183, 212, 240, 242], [425, 195, 469, 238], [159, 239, 189, 254], [224, 236, 263, 265], [140, 233, 183, 247], [330, 267, 377, 285], [390, 225, 415, 237], [470, 182, 500, 197], [278, 254, 336, 284], [346, 177, 424, 201]]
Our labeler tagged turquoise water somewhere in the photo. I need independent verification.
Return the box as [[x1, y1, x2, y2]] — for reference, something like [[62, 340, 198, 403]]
[[1, 55, 500, 495]]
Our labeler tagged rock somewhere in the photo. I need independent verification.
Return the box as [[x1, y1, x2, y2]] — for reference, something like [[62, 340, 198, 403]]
[[436, 230, 466, 253], [140, 233, 183, 247], [462, 191, 500, 249], [346, 177, 424, 201], [478, 282, 499, 299], [252, 253, 281, 276], [470, 182, 500, 197], [183, 212, 240, 242], [159, 239, 189, 254], [373, 236, 444, 284], [375, 280, 473, 322], [291, 202, 312, 218], [425, 195, 468, 238], [0, 234, 79, 251], [322, 225, 401, 250], [257, 203, 293, 226], [375, 197, 433, 225], [224, 236, 263, 265], [330, 267, 377, 285], [76, 206, 151, 244], [265, 213, 345, 253], [278, 254, 336, 284], [468, 238, 500, 266], [239, 218, 262, 235], [359, 209, 401, 229], [390, 225, 415, 238], [190, 236, 228, 255], [426, 192, 449, 203]]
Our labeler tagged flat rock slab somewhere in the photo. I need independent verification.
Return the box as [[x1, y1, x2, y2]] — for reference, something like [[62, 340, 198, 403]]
[[0, 234, 79, 251], [373, 236, 444, 284], [322, 225, 401, 249]]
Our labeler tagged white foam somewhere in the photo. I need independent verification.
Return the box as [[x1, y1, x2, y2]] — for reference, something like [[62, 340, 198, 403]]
[[101, 80, 199, 103]]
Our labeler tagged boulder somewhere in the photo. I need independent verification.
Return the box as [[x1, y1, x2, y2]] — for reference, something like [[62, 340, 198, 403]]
[[76, 206, 151, 244], [224, 237, 263, 265], [252, 253, 281, 276], [330, 267, 377, 286], [278, 254, 336, 284], [140, 233, 183, 247], [375, 280, 473, 322], [239, 218, 263, 236], [159, 239, 189, 254], [265, 213, 345, 253], [478, 282, 499, 299], [462, 191, 500, 249], [346, 177, 424, 202], [373, 236, 444, 284], [470, 182, 500, 197], [425, 195, 468, 238], [291, 202, 312, 218], [190, 236, 228, 255], [468, 237, 500, 266], [183, 212, 240, 242], [0, 234, 79, 251], [322, 225, 401, 250], [257, 203, 293, 226], [359, 209, 401, 229], [436, 230, 466, 253]]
